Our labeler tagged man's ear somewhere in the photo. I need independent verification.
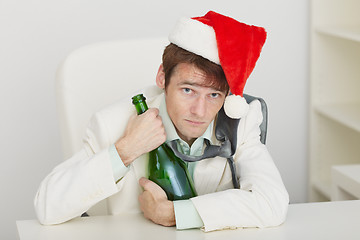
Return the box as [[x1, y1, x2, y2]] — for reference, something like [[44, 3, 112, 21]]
[[156, 64, 166, 89]]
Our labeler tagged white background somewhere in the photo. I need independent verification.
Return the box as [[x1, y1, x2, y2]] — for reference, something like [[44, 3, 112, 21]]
[[0, 0, 309, 239]]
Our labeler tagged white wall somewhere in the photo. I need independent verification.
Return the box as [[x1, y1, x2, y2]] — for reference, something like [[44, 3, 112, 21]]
[[0, 1, 309, 239]]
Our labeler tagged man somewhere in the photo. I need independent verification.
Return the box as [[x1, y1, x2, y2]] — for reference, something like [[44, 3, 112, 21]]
[[34, 11, 289, 232]]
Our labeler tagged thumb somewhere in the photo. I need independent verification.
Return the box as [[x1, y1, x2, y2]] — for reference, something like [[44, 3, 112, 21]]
[[139, 177, 167, 198]]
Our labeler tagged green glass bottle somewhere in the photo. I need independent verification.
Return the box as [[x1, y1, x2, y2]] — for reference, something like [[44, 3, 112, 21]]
[[132, 94, 197, 200]]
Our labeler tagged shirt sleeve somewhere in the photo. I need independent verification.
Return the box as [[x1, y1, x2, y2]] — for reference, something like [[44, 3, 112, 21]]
[[173, 200, 204, 229], [108, 144, 130, 182]]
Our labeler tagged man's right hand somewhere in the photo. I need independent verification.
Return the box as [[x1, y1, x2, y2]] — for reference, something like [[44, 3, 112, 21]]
[[115, 108, 166, 166]]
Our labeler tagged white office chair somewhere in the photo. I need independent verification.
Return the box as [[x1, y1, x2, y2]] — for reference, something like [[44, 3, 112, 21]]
[[56, 38, 169, 160]]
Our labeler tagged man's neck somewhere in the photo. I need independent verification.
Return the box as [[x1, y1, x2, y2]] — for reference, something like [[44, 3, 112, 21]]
[[183, 138, 196, 147]]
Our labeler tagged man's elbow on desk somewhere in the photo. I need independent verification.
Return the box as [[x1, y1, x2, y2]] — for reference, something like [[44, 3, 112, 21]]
[[34, 191, 90, 226]]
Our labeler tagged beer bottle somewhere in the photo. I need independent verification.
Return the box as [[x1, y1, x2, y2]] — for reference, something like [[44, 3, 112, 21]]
[[132, 94, 197, 200]]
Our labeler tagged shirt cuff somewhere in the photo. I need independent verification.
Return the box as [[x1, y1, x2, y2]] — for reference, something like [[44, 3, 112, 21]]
[[174, 200, 204, 230], [108, 144, 130, 182]]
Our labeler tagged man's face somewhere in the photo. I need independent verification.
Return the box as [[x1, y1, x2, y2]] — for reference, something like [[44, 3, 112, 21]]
[[164, 63, 226, 145]]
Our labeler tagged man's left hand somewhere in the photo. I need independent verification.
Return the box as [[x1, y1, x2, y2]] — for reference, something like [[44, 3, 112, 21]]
[[138, 177, 176, 227]]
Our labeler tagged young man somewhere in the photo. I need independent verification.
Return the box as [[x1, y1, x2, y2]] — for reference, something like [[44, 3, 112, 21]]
[[34, 11, 289, 232]]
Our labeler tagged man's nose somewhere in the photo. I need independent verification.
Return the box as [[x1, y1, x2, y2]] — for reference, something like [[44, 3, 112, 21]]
[[190, 97, 207, 117]]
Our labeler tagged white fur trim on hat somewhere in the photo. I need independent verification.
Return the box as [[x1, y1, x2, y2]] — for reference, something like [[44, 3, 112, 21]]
[[168, 17, 220, 64], [224, 95, 249, 119]]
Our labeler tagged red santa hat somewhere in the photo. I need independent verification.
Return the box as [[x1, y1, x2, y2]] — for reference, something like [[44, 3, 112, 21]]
[[168, 11, 267, 119]]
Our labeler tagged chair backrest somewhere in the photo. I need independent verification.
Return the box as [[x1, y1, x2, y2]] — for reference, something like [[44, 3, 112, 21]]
[[56, 38, 169, 159]]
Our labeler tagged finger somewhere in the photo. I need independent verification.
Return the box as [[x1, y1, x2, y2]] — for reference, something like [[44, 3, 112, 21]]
[[147, 107, 159, 116], [138, 192, 147, 212], [139, 177, 153, 190], [138, 194, 144, 211], [139, 178, 166, 198], [141, 108, 159, 121]]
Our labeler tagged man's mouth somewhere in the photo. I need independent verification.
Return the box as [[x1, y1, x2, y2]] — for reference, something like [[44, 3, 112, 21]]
[[185, 119, 205, 126]]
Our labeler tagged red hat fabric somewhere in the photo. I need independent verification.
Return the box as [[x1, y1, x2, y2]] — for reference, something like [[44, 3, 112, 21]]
[[169, 11, 267, 118]]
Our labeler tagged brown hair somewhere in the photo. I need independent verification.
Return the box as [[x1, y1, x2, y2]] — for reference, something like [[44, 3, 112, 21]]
[[162, 43, 229, 93]]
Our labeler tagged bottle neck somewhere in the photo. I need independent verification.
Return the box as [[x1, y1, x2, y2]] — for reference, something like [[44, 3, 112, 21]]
[[135, 102, 148, 115], [132, 94, 148, 115]]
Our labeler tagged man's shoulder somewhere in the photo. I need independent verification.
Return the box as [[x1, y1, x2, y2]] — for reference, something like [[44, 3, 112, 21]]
[[245, 99, 263, 123]]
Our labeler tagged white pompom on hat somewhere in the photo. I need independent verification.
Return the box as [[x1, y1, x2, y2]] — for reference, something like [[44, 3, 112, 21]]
[[168, 11, 267, 119]]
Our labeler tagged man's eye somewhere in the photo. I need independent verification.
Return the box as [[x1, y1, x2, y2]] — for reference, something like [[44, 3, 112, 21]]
[[183, 88, 191, 94], [210, 93, 219, 98]]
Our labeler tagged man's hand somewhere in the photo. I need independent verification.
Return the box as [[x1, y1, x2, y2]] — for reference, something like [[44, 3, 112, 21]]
[[138, 177, 176, 227], [115, 108, 166, 166]]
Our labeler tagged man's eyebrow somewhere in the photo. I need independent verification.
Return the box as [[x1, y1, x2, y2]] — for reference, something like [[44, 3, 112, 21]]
[[177, 81, 223, 92]]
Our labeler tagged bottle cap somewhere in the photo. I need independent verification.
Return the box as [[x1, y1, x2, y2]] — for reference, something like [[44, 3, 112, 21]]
[[132, 94, 146, 105]]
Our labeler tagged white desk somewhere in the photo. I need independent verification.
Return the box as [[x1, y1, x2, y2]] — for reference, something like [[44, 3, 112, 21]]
[[17, 200, 360, 240]]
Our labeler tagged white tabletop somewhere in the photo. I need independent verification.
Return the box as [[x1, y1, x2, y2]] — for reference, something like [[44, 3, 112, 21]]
[[17, 200, 360, 240]]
